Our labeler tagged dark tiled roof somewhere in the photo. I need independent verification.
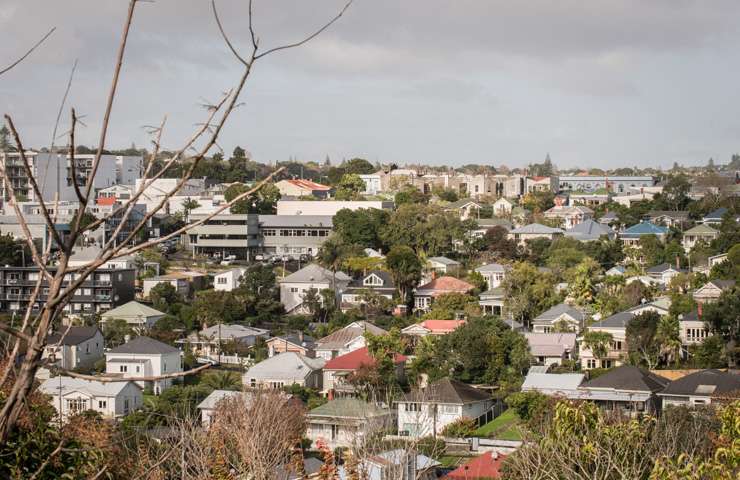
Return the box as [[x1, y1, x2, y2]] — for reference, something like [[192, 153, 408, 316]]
[[402, 378, 491, 404], [108, 336, 179, 355], [581, 365, 669, 392], [47, 326, 101, 346], [659, 369, 740, 397], [346, 270, 395, 289], [591, 311, 634, 329]]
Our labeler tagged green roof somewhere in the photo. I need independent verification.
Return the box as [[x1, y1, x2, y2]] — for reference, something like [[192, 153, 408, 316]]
[[101, 301, 166, 319], [683, 224, 719, 235], [309, 398, 389, 419]]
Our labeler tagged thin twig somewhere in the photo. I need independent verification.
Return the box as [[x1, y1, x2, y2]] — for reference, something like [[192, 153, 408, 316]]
[[0, 27, 57, 77]]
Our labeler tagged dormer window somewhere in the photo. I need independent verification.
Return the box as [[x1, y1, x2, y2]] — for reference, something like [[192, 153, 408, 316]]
[[363, 274, 383, 287]]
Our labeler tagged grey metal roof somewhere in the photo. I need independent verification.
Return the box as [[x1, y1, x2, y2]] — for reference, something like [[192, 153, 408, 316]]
[[281, 263, 351, 284], [581, 366, 669, 392], [509, 223, 564, 234], [659, 369, 740, 398], [316, 321, 387, 350], [401, 378, 491, 404], [40, 376, 138, 397], [428, 256, 460, 266], [476, 263, 506, 273], [524, 333, 577, 357], [532, 303, 586, 324], [522, 373, 585, 393], [565, 219, 616, 241], [245, 351, 325, 382], [197, 389, 253, 410], [590, 311, 634, 329], [108, 336, 180, 355], [258, 215, 333, 228], [47, 326, 101, 346]]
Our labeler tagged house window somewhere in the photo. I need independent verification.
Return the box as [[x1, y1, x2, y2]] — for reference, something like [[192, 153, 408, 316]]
[[331, 424, 339, 440], [66, 399, 88, 413], [440, 405, 459, 414], [250, 379, 256, 388], [124, 398, 130, 414], [290, 287, 299, 293], [120, 365, 128, 373], [404, 403, 421, 412], [586, 359, 597, 369], [136, 366, 140, 373], [98, 400, 107, 409], [217, 277, 227, 284]]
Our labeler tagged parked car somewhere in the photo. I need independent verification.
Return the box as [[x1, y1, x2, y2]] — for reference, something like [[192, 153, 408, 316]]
[[220, 255, 237, 266]]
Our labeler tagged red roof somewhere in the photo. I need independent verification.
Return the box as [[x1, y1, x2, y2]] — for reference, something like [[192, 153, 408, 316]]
[[286, 179, 331, 191], [323, 346, 406, 371], [96, 196, 117, 206], [444, 451, 506, 479], [417, 276, 474, 295], [419, 319, 466, 334]]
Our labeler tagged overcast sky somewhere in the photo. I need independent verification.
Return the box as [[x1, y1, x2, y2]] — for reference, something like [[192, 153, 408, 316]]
[[2, 1, 740, 170]]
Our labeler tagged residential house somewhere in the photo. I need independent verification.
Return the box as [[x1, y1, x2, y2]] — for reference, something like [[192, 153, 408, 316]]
[[693, 280, 735, 304], [275, 179, 332, 198], [358, 172, 382, 195], [479, 287, 504, 316], [39, 377, 142, 420], [579, 301, 669, 370], [322, 346, 406, 397], [396, 378, 495, 438], [647, 210, 690, 229], [279, 263, 352, 314], [142, 271, 207, 298], [658, 370, 740, 407], [266, 333, 316, 357], [347, 450, 441, 480], [214, 267, 247, 291], [682, 224, 719, 252], [507, 223, 564, 246], [475, 263, 507, 290], [526, 176, 558, 193], [443, 451, 507, 480], [646, 263, 687, 285], [678, 311, 711, 349], [426, 257, 462, 278], [568, 192, 611, 207], [578, 365, 669, 415], [401, 320, 466, 341], [597, 211, 620, 228], [492, 197, 514, 217], [244, 351, 325, 389], [340, 270, 396, 311], [613, 191, 656, 208], [521, 370, 585, 397], [444, 198, 482, 220], [543, 205, 594, 229], [605, 265, 626, 276], [105, 336, 182, 394], [701, 207, 731, 226], [564, 219, 616, 242], [469, 218, 513, 238], [315, 321, 387, 360], [100, 301, 166, 329], [306, 398, 393, 449], [531, 303, 586, 333], [197, 389, 252, 428], [524, 333, 577, 367], [414, 276, 474, 313], [43, 326, 104, 371], [620, 221, 669, 249], [258, 215, 334, 258], [180, 324, 270, 358]]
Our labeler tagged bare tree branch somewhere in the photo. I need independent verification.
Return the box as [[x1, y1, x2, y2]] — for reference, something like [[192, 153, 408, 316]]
[[0, 27, 56, 77], [55, 363, 211, 382], [0, 321, 32, 343], [211, 0, 252, 67]]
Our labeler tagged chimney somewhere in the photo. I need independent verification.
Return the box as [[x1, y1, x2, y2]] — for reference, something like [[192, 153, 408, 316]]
[[328, 389, 334, 401], [419, 373, 429, 389], [124, 334, 131, 344], [698, 302, 703, 318], [298, 330, 304, 343]]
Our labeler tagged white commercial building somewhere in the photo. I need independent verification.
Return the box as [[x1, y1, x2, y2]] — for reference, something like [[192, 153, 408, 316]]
[[276, 200, 393, 216]]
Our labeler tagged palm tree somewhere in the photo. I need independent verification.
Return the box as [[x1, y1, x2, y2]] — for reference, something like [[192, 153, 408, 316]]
[[656, 315, 682, 366], [317, 236, 344, 310], [201, 370, 241, 391], [182, 197, 201, 223]]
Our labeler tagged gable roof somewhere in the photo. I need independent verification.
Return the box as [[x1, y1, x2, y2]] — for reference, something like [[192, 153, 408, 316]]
[[446, 198, 482, 209], [316, 321, 387, 350], [101, 301, 166, 319], [590, 310, 634, 329], [282, 179, 332, 191], [647, 210, 690, 220], [705, 279, 736, 290], [108, 336, 180, 355], [620, 221, 669, 238], [565, 219, 616, 241], [346, 270, 395, 290], [509, 223, 563, 235], [524, 333, 577, 357], [443, 451, 506, 479], [281, 263, 351, 284], [47, 326, 101, 346], [40, 376, 138, 397], [581, 365, 669, 392], [416, 319, 466, 334], [193, 324, 269, 342], [401, 378, 491, 404], [703, 207, 728, 220], [428, 256, 461, 266], [416, 276, 474, 294], [309, 398, 390, 419], [246, 351, 325, 380], [532, 303, 586, 325], [684, 224, 719, 235], [646, 263, 682, 274], [197, 389, 253, 410], [476, 263, 506, 273], [522, 372, 585, 393], [659, 369, 740, 398], [324, 346, 406, 370]]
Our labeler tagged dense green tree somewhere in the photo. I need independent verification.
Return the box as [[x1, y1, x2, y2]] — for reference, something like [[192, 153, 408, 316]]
[[502, 262, 560, 327], [342, 157, 375, 175], [0, 234, 29, 266], [192, 290, 246, 327], [235, 264, 283, 322], [654, 174, 691, 211], [433, 186, 459, 202], [702, 287, 740, 367], [332, 208, 389, 251], [394, 185, 429, 205], [149, 282, 180, 312], [520, 191, 554, 213], [102, 318, 135, 347], [181, 198, 200, 222], [385, 245, 422, 305], [582, 331, 614, 361], [380, 204, 467, 256], [566, 257, 602, 307], [626, 310, 661, 368], [223, 183, 251, 214], [334, 173, 366, 200], [422, 293, 481, 320], [484, 226, 518, 259]]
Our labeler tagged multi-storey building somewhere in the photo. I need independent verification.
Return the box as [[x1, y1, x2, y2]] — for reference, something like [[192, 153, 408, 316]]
[[184, 213, 260, 260], [558, 175, 655, 194], [0, 265, 135, 316], [259, 215, 333, 258]]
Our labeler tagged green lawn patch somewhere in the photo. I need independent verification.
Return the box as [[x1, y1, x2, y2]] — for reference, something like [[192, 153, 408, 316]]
[[473, 409, 523, 441]]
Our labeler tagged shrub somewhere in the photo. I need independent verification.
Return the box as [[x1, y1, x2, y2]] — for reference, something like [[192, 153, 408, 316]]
[[441, 417, 477, 438]]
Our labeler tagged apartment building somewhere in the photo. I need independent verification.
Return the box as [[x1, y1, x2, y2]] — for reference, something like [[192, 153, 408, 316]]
[[276, 199, 393, 216], [0, 265, 135, 316], [184, 213, 260, 260], [558, 176, 655, 193], [258, 214, 333, 258]]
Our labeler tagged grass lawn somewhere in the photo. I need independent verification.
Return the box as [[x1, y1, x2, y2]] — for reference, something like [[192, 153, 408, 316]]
[[473, 409, 523, 441], [438, 455, 471, 468]]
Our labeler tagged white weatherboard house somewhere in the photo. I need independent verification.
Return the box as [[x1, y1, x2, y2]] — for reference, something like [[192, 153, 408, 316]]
[[105, 336, 182, 394], [39, 377, 142, 420], [306, 398, 393, 450], [180, 323, 270, 358], [279, 263, 352, 314], [524, 332, 577, 367], [314, 321, 388, 360], [395, 378, 494, 438], [475, 263, 507, 290], [197, 389, 251, 428], [42, 326, 104, 371], [508, 223, 564, 246], [531, 303, 586, 333], [214, 267, 247, 292], [100, 301, 166, 329], [243, 351, 325, 390]]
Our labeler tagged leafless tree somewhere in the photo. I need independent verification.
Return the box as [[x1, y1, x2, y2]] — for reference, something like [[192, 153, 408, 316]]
[[0, 27, 56, 77], [0, 0, 352, 443]]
